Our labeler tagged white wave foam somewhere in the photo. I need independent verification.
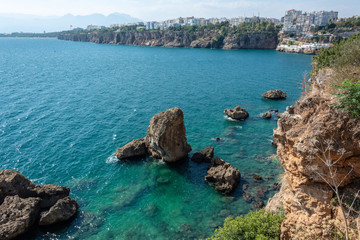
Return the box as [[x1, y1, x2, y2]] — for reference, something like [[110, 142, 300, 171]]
[[224, 116, 243, 122], [106, 155, 118, 164]]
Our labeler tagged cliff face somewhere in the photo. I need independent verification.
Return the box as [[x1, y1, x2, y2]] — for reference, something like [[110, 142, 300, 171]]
[[57, 30, 278, 49], [266, 69, 360, 239]]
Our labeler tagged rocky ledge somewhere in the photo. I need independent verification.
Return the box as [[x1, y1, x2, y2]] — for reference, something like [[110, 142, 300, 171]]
[[116, 107, 191, 163], [224, 106, 249, 120], [0, 170, 79, 240]]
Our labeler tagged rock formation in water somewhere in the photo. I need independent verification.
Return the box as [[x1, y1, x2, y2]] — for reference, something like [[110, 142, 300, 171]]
[[266, 69, 360, 239], [116, 107, 191, 163], [145, 107, 192, 162], [205, 157, 241, 194], [224, 106, 249, 120], [58, 31, 278, 49], [0, 170, 79, 240], [262, 90, 287, 100], [115, 138, 147, 160], [191, 147, 214, 163]]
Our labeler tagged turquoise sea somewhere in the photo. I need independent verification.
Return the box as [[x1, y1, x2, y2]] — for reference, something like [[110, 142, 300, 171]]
[[0, 38, 312, 239]]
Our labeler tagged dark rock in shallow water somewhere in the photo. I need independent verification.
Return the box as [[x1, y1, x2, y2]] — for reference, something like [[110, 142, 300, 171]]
[[0, 170, 78, 239], [0, 195, 41, 240], [243, 192, 253, 202], [262, 90, 287, 100], [224, 106, 249, 120], [39, 196, 79, 226], [253, 174, 263, 181], [145, 107, 192, 163], [191, 147, 214, 163], [253, 200, 264, 210], [255, 186, 268, 199], [205, 157, 241, 194], [242, 184, 249, 191], [262, 111, 272, 119], [115, 138, 147, 160]]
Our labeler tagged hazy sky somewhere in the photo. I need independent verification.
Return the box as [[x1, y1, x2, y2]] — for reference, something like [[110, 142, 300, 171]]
[[0, 0, 358, 20]]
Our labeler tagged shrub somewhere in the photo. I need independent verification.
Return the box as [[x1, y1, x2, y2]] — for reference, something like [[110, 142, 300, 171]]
[[202, 209, 284, 240], [333, 79, 360, 120]]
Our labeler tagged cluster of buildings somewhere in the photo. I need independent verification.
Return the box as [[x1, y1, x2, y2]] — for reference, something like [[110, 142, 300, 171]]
[[109, 16, 280, 31], [281, 9, 338, 34], [86, 10, 340, 35]]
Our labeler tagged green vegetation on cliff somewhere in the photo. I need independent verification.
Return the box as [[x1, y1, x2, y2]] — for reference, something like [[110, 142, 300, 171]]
[[312, 33, 360, 119], [202, 209, 284, 240]]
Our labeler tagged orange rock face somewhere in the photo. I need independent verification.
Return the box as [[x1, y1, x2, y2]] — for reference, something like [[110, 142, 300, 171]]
[[266, 69, 360, 239]]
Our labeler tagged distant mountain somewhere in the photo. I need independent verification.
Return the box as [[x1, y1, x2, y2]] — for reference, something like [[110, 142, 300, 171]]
[[0, 13, 142, 33]]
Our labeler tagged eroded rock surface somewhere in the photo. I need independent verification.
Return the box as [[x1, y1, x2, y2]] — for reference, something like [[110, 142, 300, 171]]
[[145, 107, 192, 162], [205, 157, 241, 194], [224, 106, 249, 120], [262, 90, 287, 100], [266, 69, 360, 239], [0, 195, 41, 240], [115, 138, 147, 160]]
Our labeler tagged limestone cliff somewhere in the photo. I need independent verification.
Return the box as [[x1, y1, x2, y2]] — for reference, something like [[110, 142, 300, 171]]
[[266, 69, 360, 239], [57, 30, 278, 49]]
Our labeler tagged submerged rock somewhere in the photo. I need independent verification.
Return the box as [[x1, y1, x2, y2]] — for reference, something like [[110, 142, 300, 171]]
[[0, 170, 79, 239], [224, 106, 249, 120], [39, 196, 79, 226], [145, 107, 192, 163], [191, 147, 214, 163], [115, 138, 147, 160], [262, 90, 287, 100], [243, 192, 253, 202], [205, 157, 241, 194], [253, 174, 263, 181]]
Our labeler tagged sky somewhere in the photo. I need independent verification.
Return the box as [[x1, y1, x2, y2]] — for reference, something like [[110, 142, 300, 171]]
[[0, 0, 359, 20]]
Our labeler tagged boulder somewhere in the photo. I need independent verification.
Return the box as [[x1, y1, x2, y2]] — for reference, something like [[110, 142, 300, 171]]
[[0, 170, 78, 239], [0, 170, 69, 208], [191, 147, 214, 163], [205, 157, 241, 194], [224, 106, 249, 120], [253, 200, 264, 210], [39, 197, 79, 226], [262, 90, 287, 100], [115, 138, 147, 160], [0, 195, 41, 240], [261, 111, 272, 119], [145, 107, 192, 162]]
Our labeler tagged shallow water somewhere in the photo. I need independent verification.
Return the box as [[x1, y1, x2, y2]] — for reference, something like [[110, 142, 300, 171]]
[[0, 38, 312, 239]]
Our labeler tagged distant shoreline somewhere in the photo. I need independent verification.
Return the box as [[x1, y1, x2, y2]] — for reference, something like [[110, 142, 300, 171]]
[[0, 37, 57, 39]]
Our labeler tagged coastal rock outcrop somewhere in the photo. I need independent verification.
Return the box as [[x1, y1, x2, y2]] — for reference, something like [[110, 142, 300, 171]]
[[145, 107, 192, 163], [262, 90, 287, 100], [205, 157, 241, 194], [266, 69, 360, 239], [224, 106, 249, 120], [115, 138, 147, 160], [0, 170, 79, 239], [191, 147, 214, 163]]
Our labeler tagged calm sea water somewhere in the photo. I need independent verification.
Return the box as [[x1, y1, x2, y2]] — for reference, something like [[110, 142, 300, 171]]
[[0, 38, 312, 240]]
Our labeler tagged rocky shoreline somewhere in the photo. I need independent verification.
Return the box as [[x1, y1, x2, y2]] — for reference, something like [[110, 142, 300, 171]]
[[57, 31, 278, 49]]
